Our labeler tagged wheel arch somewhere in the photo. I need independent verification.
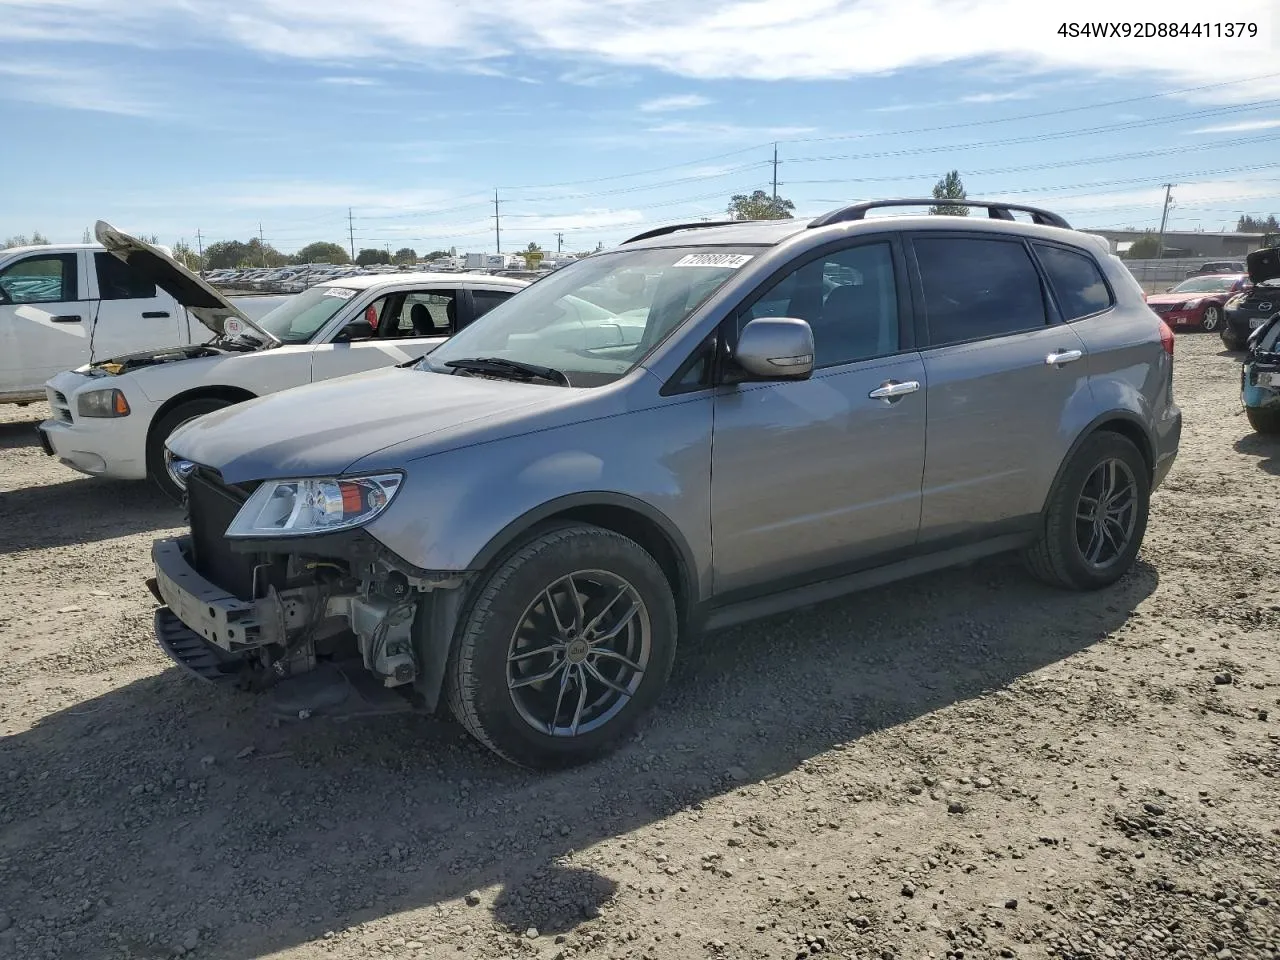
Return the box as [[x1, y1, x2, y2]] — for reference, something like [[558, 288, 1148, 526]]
[[468, 492, 701, 631], [146, 386, 258, 461], [1042, 412, 1155, 516]]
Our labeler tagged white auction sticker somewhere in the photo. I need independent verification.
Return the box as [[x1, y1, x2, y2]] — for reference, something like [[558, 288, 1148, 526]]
[[671, 253, 753, 269], [223, 318, 244, 336], [322, 287, 357, 299]]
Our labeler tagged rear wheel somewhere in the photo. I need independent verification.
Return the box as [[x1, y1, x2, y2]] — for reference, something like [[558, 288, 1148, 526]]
[[1246, 406, 1280, 435], [1023, 432, 1150, 591], [1200, 305, 1222, 332], [146, 398, 232, 501], [446, 523, 678, 769]]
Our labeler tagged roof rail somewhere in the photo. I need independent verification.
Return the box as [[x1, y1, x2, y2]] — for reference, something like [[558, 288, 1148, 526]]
[[621, 219, 755, 245], [808, 199, 1071, 230]]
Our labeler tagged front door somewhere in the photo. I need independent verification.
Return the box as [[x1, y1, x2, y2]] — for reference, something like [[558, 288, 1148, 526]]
[[710, 238, 926, 597], [88, 251, 184, 360], [309, 288, 461, 382], [908, 233, 1092, 543], [0, 251, 88, 396]]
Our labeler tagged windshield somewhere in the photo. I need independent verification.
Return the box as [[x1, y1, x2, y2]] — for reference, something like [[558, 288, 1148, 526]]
[[253, 285, 359, 343], [425, 246, 762, 386], [1172, 276, 1238, 293]]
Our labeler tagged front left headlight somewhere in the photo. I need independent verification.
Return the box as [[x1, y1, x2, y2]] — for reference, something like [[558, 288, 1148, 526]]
[[1226, 294, 1246, 308], [76, 388, 130, 418], [224, 474, 403, 538]]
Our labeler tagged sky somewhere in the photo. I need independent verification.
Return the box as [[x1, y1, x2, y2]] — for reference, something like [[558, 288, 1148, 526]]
[[1, 0, 1279, 256]]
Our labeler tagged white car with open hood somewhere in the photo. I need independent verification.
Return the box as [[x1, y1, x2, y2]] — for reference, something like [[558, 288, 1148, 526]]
[[38, 224, 529, 499]]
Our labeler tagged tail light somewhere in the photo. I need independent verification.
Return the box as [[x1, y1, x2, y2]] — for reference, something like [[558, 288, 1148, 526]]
[[1159, 319, 1175, 356]]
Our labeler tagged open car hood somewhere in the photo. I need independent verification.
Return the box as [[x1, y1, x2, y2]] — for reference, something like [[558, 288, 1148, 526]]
[[1246, 247, 1280, 286], [94, 221, 279, 344]]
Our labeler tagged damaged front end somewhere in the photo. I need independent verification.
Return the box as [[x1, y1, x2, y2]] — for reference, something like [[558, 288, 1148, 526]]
[[149, 466, 470, 716]]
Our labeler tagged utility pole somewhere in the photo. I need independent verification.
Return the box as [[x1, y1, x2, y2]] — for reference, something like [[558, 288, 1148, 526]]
[[1157, 183, 1176, 259], [347, 207, 356, 262], [258, 222, 266, 266], [556, 231, 563, 253], [772, 142, 779, 203], [493, 188, 501, 255], [196, 228, 204, 275]]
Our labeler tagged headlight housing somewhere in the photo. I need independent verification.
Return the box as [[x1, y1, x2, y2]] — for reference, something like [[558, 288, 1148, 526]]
[[1227, 294, 1246, 308], [77, 388, 130, 418], [163, 449, 196, 492], [224, 474, 403, 538]]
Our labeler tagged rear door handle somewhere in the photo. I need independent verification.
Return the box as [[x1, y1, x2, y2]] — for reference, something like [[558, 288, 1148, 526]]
[[1045, 349, 1083, 365], [50, 314, 82, 323], [142, 311, 170, 318], [868, 379, 921, 400]]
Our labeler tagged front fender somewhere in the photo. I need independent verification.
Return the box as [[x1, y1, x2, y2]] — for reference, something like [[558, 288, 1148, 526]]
[[361, 395, 715, 599]]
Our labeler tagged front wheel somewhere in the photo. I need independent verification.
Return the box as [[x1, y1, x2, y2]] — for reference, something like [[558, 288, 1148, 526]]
[[445, 523, 678, 769], [1246, 405, 1280, 435], [1200, 305, 1222, 332], [1023, 432, 1151, 591], [146, 398, 232, 501], [1221, 325, 1246, 351]]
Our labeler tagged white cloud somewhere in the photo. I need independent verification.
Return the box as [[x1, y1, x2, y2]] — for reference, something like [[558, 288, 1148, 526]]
[[319, 75, 379, 86], [1, 0, 1276, 101], [639, 93, 712, 112], [1190, 118, 1280, 134], [959, 90, 1033, 104], [0, 62, 157, 116], [644, 120, 816, 140]]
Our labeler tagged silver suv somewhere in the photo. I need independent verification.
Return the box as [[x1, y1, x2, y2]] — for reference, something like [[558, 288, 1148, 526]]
[[150, 199, 1182, 768]]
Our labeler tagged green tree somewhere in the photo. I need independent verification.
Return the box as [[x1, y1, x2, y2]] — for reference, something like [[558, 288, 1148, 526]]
[[293, 242, 350, 265], [171, 241, 200, 271], [523, 241, 544, 268], [1236, 214, 1280, 232], [203, 240, 251, 270], [3, 231, 51, 248], [1125, 232, 1161, 259], [424, 249, 451, 260], [727, 189, 795, 220], [356, 247, 391, 266], [393, 247, 418, 264], [929, 171, 969, 216]]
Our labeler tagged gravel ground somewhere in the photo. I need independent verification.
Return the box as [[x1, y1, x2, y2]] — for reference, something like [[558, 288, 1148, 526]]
[[1, 332, 1278, 960]]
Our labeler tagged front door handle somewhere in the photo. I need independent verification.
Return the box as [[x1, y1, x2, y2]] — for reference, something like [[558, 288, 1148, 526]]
[[868, 379, 921, 400], [50, 314, 82, 323], [142, 311, 170, 319], [1045, 349, 1083, 366]]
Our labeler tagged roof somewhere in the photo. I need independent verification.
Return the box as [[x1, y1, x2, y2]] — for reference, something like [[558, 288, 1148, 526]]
[[313, 271, 529, 290]]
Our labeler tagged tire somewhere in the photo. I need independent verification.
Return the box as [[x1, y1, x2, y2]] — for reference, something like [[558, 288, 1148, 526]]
[[1023, 432, 1151, 591], [1246, 406, 1280, 435], [1221, 325, 1245, 351], [146, 398, 232, 501], [1200, 305, 1222, 332], [445, 522, 678, 769]]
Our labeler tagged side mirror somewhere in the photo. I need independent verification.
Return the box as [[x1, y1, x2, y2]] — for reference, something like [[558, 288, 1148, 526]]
[[733, 317, 814, 381], [335, 319, 374, 342]]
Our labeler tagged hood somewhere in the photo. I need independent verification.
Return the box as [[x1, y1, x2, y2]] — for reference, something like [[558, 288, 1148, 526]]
[[94, 221, 279, 344], [166, 366, 595, 484], [1146, 293, 1200, 305], [1246, 247, 1280, 286]]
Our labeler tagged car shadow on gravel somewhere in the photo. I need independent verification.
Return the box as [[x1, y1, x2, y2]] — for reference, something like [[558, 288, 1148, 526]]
[[1233, 433, 1280, 475], [0, 476, 179, 554], [0, 556, 1158, 959], [0, 418, 41, 450]]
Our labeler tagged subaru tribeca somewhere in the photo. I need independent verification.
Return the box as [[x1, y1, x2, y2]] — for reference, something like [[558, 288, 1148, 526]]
[[148, 199, 1182, 769]]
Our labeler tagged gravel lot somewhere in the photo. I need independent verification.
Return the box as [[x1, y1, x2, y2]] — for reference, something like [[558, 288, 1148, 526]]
[[1, 333, 1278, 960]]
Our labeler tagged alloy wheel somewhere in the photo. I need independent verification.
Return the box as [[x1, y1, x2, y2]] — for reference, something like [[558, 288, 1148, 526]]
[[1201, 305, 1221, 332], [1074, 458, 1139, 569], [506, 570, 652, 737]]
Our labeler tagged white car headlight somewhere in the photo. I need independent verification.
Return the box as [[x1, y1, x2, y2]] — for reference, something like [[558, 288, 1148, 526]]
[[224, 474, 403, 538], [77, 388, 130, 418]]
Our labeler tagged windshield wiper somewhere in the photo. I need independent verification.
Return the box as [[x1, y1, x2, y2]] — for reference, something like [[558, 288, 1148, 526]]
[[444, 357, 571, 386]]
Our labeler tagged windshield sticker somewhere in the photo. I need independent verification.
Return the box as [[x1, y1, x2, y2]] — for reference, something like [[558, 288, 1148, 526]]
[[672, 253, 754, 269], [223, 317, 244, 337], [322, 287, 357, 300]]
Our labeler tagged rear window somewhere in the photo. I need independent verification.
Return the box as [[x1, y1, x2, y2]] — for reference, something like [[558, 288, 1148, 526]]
[[914, 236, 1047, 345], [1033, 244, 1113, 321]]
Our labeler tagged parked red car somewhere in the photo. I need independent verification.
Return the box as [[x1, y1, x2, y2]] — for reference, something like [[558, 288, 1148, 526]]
[[1145, 273, 1251, 332]]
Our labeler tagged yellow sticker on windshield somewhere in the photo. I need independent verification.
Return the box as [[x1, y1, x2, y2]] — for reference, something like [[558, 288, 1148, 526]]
[[672, 253, 753, 269]]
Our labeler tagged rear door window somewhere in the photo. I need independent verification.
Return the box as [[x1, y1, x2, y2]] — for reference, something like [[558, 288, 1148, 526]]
[[94, 253, 157, 300], [913, 236, 1047, 346], [389, 291, 456, 338], [473, 288, 515, 320], [1033, 244, 1113, 321]]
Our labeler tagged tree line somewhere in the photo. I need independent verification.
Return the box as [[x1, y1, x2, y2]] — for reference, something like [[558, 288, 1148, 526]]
[[726, 170, 971, 221]]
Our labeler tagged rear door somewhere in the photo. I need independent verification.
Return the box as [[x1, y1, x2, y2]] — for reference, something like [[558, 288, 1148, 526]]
[[0, 251, 89, 395], [88, 251, 184, 359], [309, 286, 461, 381], [908, 232, 1092, 544]]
